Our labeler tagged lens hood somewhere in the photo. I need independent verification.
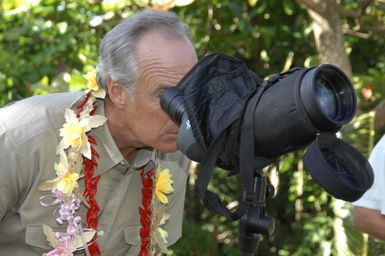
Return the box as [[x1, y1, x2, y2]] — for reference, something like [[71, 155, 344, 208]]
[[303, 133, 374, 202]]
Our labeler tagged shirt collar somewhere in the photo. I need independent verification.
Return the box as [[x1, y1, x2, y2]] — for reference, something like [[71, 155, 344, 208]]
[[133, 148, 157, 168]]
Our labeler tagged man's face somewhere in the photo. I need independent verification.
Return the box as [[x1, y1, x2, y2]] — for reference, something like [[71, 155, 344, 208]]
[[122, 31, 198, 152]]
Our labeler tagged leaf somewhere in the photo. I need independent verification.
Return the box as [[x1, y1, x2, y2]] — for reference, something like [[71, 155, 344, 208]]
[[69, 230, 96, 252], [42, 224, 61, 248], [248, 0, 259, 7], [37, 180, 54, 191], [88, 115, 107, 130], [56, 139, 65, 154], [80, 135, 91, 159], [64, 108, 78, 124], [254, 0, 267, 14], [3, 27, 24, 41], [154, 228, 168, 253], [155, 204, 166, 225], [283, 0, 294, 16]]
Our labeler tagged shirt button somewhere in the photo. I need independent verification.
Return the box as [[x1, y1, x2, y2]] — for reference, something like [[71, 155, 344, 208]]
[[98, 230, 105, 236]]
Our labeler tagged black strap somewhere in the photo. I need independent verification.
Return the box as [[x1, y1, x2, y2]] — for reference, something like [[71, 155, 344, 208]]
[[197, 76, 277, 219], [197, 129, 246, 220], [238, 69, 308, 205], [239, 78, 277, 206]]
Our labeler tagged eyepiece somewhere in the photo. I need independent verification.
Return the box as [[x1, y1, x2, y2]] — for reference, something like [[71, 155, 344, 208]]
[[160, 87, 185, 124]]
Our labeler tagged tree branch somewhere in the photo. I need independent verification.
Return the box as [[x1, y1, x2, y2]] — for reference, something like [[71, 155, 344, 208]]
[[361, 25, 385, 35], [296, 0, 317, 11], [360, 0, 375, 14], [339, 0, 385, 38], [343, 29, 371, 38]]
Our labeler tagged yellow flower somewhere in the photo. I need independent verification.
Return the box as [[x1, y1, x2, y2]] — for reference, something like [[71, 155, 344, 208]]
[[151, 0, 194, 10], [38, 150, 81, 197], [85, 72, 106, 99], [155, 169, 174, 204], [174, 0, 194, 7], [53, 171, 80, 196], [58, 108, 106, 159], [85, 72, 98, 91]]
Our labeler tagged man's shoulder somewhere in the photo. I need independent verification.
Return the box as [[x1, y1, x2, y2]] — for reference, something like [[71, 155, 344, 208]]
[[0, 92, 83, 148], [373, 135, 385, 151], [158, 150, 191, 184]]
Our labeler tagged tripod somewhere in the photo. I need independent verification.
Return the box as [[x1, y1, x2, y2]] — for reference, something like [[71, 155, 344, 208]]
[[238, 173, 276, 256]]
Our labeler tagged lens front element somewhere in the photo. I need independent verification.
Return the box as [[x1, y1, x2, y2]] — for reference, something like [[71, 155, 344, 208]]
[[314, 76, 339, 120], [300, 64, 356, 132]]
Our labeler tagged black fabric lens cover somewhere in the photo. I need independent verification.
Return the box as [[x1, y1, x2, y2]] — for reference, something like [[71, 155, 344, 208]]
[[304, 133, 374, 202]]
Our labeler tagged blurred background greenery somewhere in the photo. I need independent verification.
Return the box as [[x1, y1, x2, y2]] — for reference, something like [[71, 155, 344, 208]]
[[1, 0, 385, 255]]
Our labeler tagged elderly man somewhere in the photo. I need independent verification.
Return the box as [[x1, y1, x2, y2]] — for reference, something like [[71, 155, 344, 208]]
[[0, 9, 197, 255]]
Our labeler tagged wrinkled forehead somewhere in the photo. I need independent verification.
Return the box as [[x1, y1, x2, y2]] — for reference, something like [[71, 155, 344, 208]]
[[134, 30, 197, 84], [136, 30, 195, 64]]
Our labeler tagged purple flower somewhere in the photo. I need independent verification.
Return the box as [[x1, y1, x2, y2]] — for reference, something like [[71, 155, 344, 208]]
[[43, 246, 72, 256]]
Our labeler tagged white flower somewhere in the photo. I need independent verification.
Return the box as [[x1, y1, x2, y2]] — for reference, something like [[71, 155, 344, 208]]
[[57, 108, 106, 159]]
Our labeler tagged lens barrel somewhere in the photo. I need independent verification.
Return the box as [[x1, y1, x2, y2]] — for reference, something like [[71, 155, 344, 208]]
[[300, 65, 356, 131], [252, 64, 357, 158]]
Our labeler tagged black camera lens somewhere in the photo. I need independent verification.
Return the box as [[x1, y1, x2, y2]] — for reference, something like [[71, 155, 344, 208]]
[[300, 65, 356, 131]]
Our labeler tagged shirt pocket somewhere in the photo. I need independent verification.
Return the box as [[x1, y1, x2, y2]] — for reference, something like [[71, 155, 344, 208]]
[[26, 224, 88, 255], [123, 224, 141, 246], [25, 224, 51, 250]]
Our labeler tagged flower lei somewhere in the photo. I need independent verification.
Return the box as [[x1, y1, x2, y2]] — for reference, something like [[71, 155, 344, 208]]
[[38, 73, 174, 256]]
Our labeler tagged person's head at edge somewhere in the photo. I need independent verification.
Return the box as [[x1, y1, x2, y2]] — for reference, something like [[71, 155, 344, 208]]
[[97, 9, 198, 161]]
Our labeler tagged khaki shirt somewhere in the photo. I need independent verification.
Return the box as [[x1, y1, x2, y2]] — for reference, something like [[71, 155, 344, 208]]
[[0, 92, 189, 255]]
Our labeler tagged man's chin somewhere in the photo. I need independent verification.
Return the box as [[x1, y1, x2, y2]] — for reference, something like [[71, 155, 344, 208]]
[[156, 142, 178, 153]]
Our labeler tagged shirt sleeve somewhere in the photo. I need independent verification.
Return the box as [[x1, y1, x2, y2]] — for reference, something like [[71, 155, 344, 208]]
[[0, 125, 23, 219], [353, 135, 385, 214]]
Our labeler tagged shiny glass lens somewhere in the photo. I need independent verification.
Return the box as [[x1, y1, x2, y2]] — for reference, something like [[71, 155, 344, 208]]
[[315, 77, 340, 120]]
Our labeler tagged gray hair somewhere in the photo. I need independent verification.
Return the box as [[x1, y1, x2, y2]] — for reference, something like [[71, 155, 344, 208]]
[[97, 9, 193, 95]]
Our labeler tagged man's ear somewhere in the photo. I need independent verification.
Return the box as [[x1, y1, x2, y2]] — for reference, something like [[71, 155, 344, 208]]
[[106, 77, 126, 109]]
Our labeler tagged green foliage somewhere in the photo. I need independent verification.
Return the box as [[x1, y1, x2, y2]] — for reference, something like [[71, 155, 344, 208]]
[[177, 0, 316, 76], [340, 111, 376, 157], [168, 219, 215, 255], [1, 0, 93, 103], [354, 69, 385, 112], [0, 0, 145, 105]]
